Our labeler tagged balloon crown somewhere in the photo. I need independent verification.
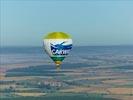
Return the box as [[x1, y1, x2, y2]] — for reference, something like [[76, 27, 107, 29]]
[[44, 32, 71, 39]]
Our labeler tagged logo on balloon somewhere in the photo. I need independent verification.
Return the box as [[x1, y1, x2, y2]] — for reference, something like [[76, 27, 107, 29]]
[[50, 41, 72, 55]]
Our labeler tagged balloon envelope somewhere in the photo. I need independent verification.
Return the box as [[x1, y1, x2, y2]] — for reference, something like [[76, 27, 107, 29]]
[[43, 32, 72, 67]]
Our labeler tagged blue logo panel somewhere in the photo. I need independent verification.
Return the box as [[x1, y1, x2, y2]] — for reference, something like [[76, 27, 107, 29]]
[[51, 41, 72, 55]]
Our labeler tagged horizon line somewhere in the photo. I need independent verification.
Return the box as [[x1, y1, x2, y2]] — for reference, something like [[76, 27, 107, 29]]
[[1, 44, 133, 47]]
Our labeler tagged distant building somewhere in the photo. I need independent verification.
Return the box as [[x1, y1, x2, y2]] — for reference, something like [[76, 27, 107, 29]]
[[42, 79, 62, 87]]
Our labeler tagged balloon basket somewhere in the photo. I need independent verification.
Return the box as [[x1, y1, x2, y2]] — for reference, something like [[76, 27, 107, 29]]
[[56, 65, 61, 71]]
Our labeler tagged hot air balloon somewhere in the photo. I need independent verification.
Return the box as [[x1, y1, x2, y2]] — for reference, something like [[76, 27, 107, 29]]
[[43, 32, 72, 68]]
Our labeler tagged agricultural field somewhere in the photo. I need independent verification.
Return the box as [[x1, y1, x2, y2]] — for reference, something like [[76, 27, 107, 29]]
[[1, 46, 133, 100]]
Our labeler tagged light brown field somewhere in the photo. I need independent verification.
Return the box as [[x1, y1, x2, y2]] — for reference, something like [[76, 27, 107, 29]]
[[67, 75, 122, 82], [60, 86, 133, 95], [102, 79, 131, 84], [60, 87, 108, 94], [107, 88, 133, 95]]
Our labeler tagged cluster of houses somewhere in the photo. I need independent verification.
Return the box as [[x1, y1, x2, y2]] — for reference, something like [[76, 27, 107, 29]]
[[37, 79, 62, 88]]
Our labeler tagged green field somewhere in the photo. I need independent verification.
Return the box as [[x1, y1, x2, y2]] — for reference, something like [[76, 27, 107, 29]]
[[0, 93, 117, 100]]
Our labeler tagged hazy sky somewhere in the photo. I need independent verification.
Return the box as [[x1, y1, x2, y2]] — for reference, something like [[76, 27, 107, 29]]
[[1, 0, 133, 46]]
